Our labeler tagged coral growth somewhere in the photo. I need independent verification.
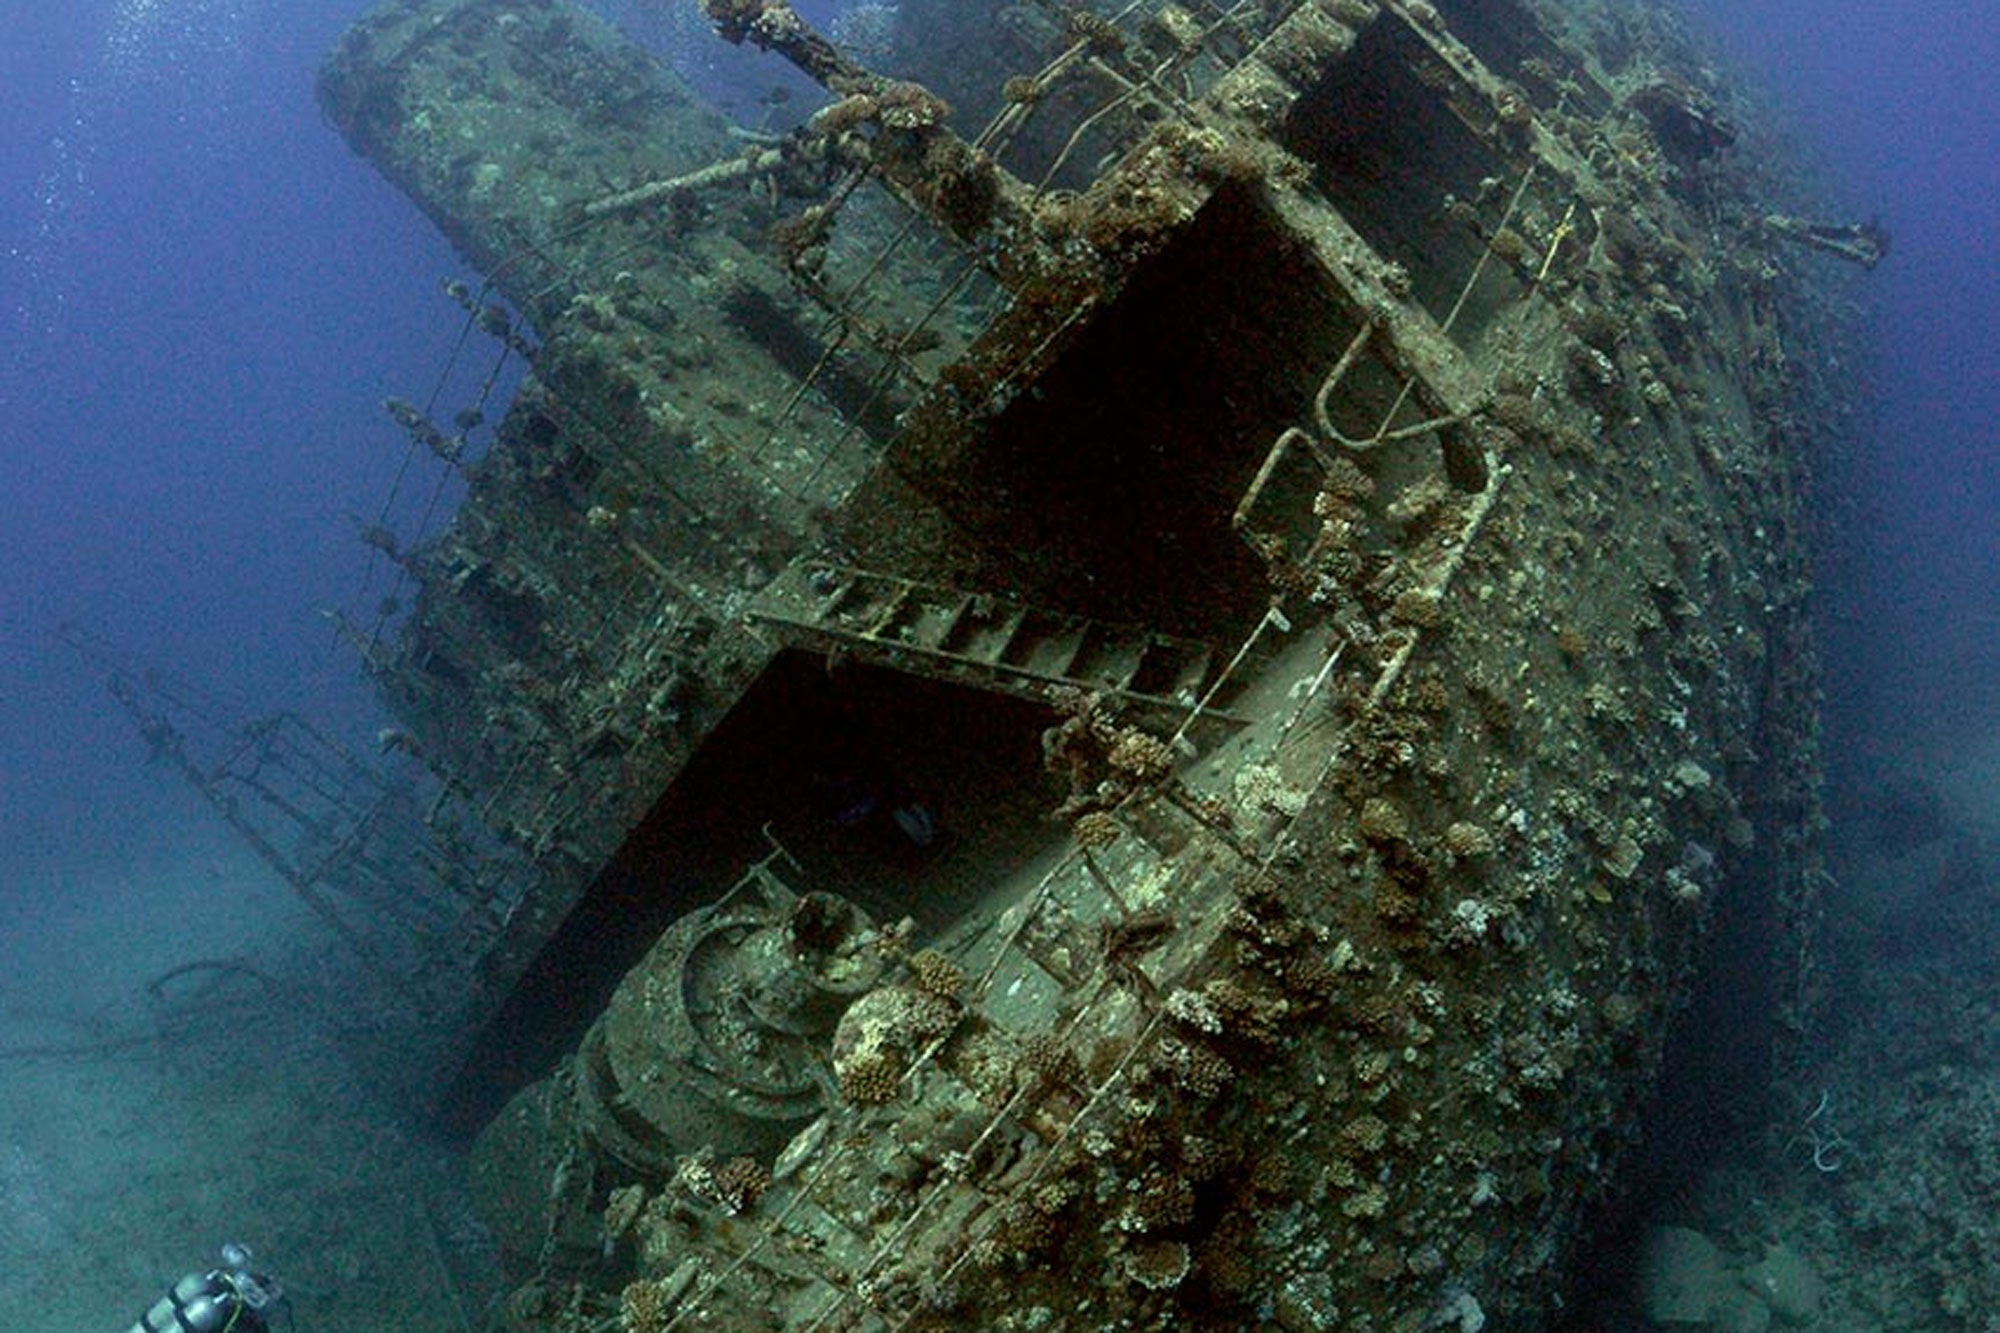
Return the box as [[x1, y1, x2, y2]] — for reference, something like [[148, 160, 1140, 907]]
[[832, 984, 959, 1104]]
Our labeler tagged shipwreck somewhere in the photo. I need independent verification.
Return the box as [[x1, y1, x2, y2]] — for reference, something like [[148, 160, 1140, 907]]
[[270, 0, 1862, 1326]]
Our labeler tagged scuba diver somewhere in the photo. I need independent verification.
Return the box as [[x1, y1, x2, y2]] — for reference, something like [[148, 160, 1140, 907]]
[[814, 769, 940, 853], [125, 1243, 289, 1333]]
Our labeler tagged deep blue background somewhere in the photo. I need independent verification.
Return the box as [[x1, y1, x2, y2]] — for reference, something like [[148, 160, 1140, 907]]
[[1, 0, 469, 890], [0, 0, 1994, 899], [1671, 0, 2000, 758]]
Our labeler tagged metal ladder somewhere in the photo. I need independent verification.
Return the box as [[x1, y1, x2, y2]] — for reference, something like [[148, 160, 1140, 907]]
[[748, 562, 1244, 720]]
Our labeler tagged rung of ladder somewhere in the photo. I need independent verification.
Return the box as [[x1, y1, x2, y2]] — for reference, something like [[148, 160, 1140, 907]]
[[860, 583, 913, 638]]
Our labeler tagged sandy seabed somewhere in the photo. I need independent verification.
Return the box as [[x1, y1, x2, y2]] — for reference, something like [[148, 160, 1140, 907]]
[[0, 808, 488, 1333]]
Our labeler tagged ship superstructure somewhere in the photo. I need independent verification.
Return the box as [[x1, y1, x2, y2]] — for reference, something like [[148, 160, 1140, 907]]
[[310, 0, 1849, 1327]]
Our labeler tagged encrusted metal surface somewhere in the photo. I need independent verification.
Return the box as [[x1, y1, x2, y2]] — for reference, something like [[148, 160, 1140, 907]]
[[317, 0, 1847, 1326]]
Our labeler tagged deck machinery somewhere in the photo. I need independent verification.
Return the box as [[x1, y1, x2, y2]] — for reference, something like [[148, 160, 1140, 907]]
[[315, 0, 1844, 1328]]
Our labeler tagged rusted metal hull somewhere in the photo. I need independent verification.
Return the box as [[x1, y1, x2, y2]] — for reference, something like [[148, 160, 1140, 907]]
[[318, 0, 1839, 1326]]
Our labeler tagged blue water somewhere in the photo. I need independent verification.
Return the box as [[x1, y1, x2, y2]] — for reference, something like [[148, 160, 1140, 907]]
[[0, 0, 1994, 1326], [2, 0, 1989, 883], [1670, 0, 2000, 750], [0, 11, 869, 886], [1, 1, 465, 885]]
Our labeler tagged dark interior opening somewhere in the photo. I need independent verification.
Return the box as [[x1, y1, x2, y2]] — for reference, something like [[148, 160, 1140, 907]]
[[1280, 16, 1518, 344], [1430, 0, 1611, 113], [437, 651, 1063, 1136], [959, 181, 1372, 642]]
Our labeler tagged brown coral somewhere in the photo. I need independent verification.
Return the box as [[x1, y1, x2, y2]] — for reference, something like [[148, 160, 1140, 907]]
[[1017, 1030, 1082, 1091], [711, 1156, 771, 1214], [702, 0, 770, 42], [1001, 75, 1042, 105], [1390, 587, 1443, 628], [620, 1279, 672, 1332], [1073, 810, 1123, 849], [1067, 9, 1125, 55], [831, 985, 960, 1105], [1489, 226, 1531, 267], [1322, 454, 1376, 502], [812, 93, 879, 135], [1159, 1036, 1232, 1099], [1126, 1238, 1192, 1291], [1443, 821, 1495, 858], [1357, 796, 1411, 845], [875, 80, 949, 131], [1203, 977, 1289, 1047], [1119, 1169, 1195, 1232], [1107, 728, 1175, 782], [1339, 1113, 1389, 1156], [907, 947, 967, 1001], [838, 1051, 901, 1105]]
